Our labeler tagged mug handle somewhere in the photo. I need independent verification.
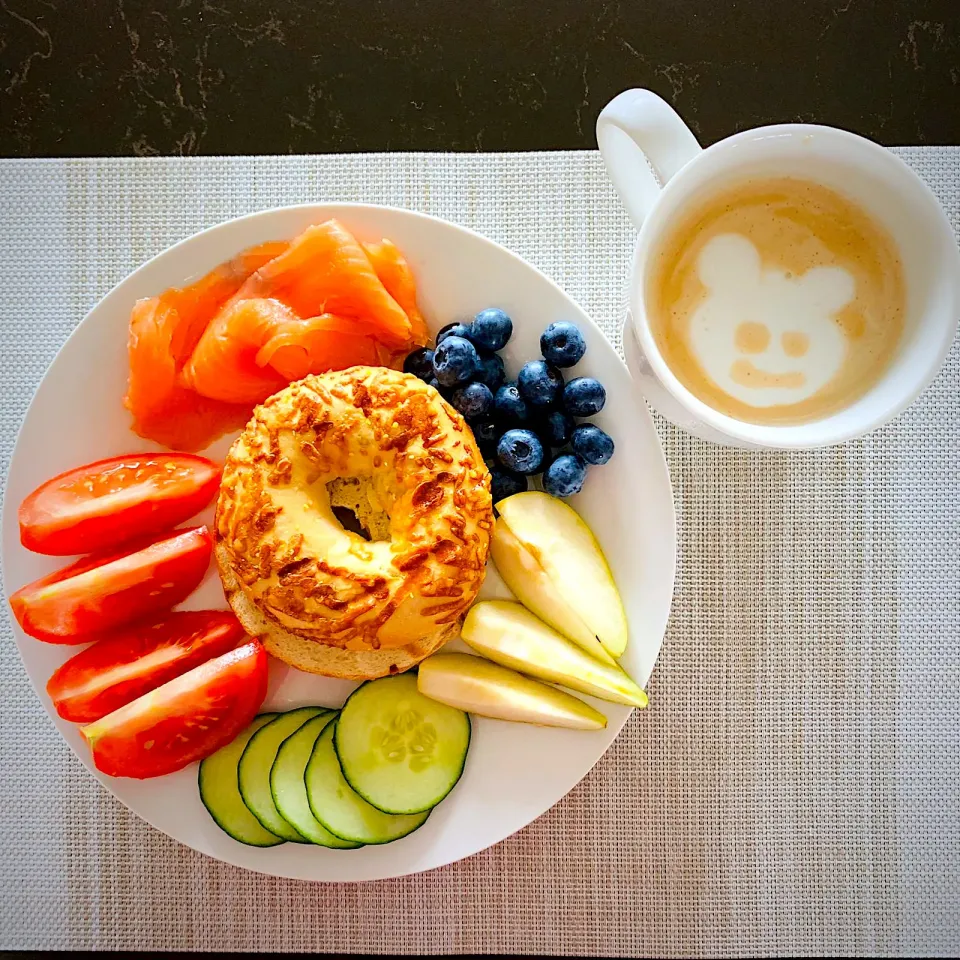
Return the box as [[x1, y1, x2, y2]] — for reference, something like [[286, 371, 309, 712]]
[[596, 89, 703, 231]]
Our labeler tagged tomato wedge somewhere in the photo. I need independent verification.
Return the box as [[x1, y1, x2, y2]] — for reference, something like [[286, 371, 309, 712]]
[[9, 526, 213, 643], [81, 639, 268, 779], [46, 610, 246, 722], [19, 453, 221, 556]]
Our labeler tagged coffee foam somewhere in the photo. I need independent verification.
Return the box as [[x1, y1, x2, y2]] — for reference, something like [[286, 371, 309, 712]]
[[688, 233, 855, 407], [649, 177, 905, 426]]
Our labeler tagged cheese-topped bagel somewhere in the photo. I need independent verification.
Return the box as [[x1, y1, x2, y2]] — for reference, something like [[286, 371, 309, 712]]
[[215, 367, 492, 680]]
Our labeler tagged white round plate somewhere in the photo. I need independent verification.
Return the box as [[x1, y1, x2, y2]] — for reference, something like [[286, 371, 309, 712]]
[[2, 204, 675, 881]]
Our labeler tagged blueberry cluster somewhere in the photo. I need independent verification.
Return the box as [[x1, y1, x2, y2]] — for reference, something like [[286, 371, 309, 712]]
[[403, 312, 614, 500]]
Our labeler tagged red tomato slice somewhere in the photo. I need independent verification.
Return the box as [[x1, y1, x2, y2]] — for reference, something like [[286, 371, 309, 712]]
[[81, 639, 268, 779], [46, 610, 247, 723], [9, 526, 213, 643], [19, 453, 221, 556]]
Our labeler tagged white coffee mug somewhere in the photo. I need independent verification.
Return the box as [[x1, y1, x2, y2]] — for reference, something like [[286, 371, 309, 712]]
[[597, 88, 960, 448]]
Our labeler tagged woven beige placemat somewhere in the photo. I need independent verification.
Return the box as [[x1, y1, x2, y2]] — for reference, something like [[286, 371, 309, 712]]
[[0, 150, 957, 957]]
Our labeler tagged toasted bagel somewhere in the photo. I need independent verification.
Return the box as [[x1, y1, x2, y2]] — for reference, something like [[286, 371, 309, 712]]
[[217, 543, 457, 680], [215, 367, 492, 680]]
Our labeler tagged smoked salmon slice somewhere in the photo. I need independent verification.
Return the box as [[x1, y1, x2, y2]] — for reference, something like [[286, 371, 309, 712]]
[[125, 298, 251, 451], [231, 220, 414, 348], [124, 244, 284, 450], [181, 300, 382, 405], [255, 315, 382, 382], [179, 298, 295, 405], [162, 241, 290, 364], [362, 239, 429, 346]]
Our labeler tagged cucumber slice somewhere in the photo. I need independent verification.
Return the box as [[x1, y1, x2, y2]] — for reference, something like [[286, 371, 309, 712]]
[[335, 673, 471, 814], [306, 721, 429, 844], [198, 713, 285, 847], [270, 713, 362, 849], [238, 706, 328, 842]]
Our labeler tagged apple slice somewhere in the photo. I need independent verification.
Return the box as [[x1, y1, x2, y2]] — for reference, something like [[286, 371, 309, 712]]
[[462, 600, 648, 708], [418, 652, 606, 730], [492, 491, 628, 661]]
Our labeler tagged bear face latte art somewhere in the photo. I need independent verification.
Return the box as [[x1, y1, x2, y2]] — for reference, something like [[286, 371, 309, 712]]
[[648, 177, 905, 425]]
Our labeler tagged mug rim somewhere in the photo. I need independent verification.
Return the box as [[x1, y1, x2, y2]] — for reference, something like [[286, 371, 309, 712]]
[[628, 122, 960, 448]]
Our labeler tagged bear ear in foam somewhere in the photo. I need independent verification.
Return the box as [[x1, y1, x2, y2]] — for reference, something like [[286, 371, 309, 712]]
[[797, 266, 856, 315], [697, 234, 761, 292]]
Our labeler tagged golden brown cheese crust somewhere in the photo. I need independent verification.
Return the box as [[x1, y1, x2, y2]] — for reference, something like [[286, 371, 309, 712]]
[[215, 367, 492, 656]]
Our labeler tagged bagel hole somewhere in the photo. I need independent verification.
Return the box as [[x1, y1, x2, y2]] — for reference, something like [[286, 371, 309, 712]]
[[326, 476, 391, 542], [332, 506, 371, 541]]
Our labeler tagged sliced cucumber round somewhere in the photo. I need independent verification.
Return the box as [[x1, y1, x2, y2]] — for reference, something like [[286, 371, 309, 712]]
[[270, 712, 362, 849], [335, 673, 471, 815], [199, 713, 285, 847], [238, 706, 328, 842], [306, 720, 429, 844]]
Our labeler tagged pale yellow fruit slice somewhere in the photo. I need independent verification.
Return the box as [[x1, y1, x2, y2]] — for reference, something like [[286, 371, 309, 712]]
[[462, 600, 647, 709], [418, 652, 607, 730], [493, 491, 628, 661]]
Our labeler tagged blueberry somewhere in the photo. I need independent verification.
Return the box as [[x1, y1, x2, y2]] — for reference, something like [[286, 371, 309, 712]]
[[451, 381, 494, 420], [490, 468, 528, 503], [540, 321, 586, 368], [470, 308, 513, 352], [571, 423, 615, 465], [497, 428, 545, 475], [493, 382, 530, 424], [403, 347, 435, 382], [436, 321, 473, 345], [427, 377, 443, 393], [562, 376, 606, 417], [538, 410, 575, 447], [474, 350, 506, 390], [543, 453, 588, 498], [517, 360, 564, 409], [433, 335, 480, 387], [473, 418, 499, 451]]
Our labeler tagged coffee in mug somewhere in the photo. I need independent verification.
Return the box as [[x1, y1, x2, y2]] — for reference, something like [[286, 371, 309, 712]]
[[647, 177, 905, 425]]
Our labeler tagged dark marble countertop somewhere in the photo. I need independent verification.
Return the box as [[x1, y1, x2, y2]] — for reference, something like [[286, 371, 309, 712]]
[[2, 0, 958, 157]]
